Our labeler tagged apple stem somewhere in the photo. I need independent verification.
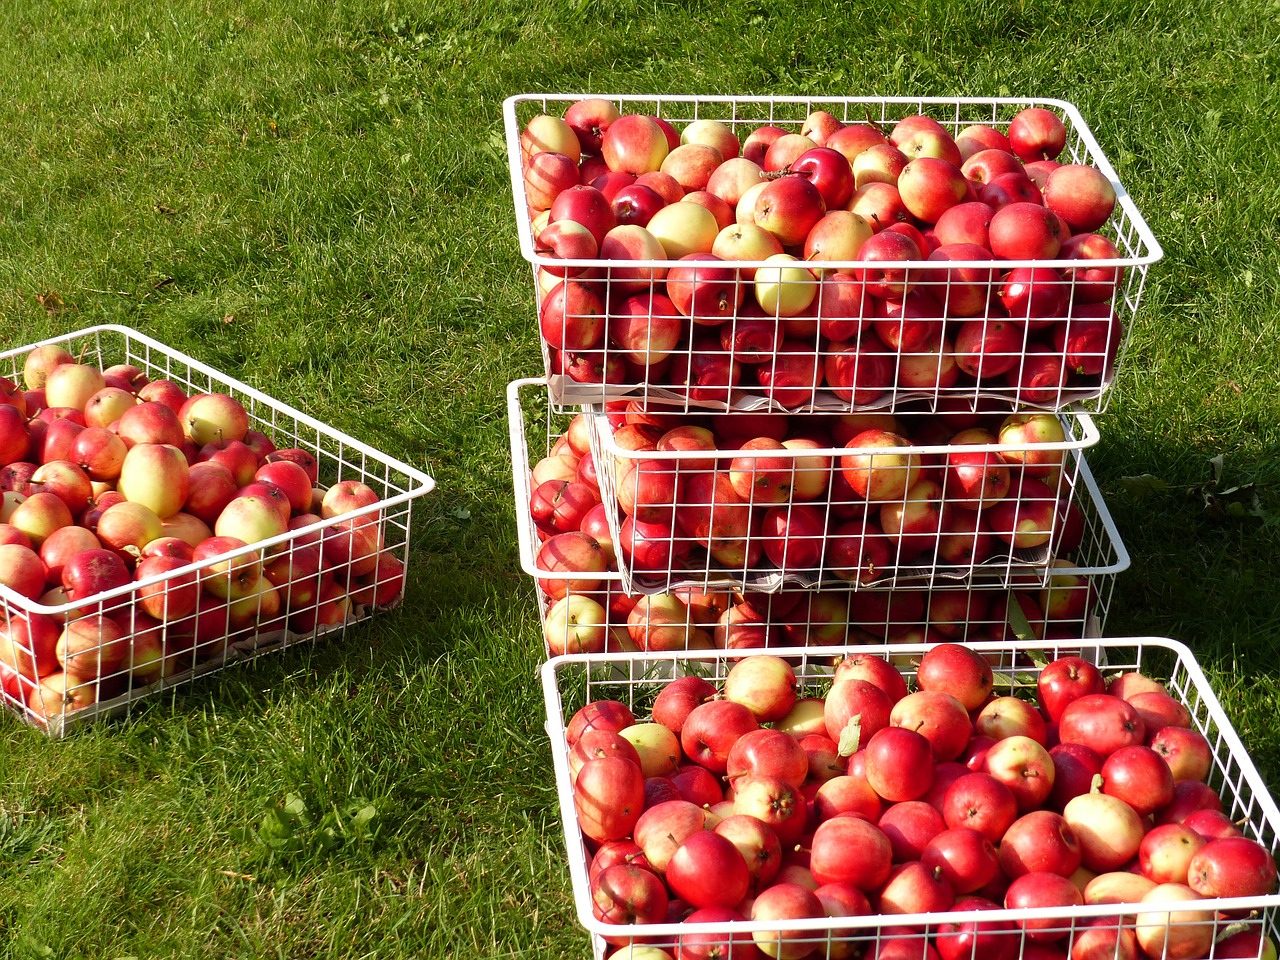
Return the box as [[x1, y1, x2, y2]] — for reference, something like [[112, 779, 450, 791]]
[[1090, 772, 1105, 794]]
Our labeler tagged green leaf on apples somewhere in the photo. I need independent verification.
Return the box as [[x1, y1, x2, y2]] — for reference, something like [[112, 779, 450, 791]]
[[1006, 593, 1039, 644], [837, 714, 862, 757]]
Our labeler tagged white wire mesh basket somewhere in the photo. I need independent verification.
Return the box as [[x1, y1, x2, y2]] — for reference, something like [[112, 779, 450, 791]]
[[0, 324, 435, 736], [508, 378, 1126, 657], [504, 94, 1162, 417], [542, 638, 1280, 959]]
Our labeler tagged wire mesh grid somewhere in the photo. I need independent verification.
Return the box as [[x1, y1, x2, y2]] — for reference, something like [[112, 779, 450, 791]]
[[504, 94, 1162, 418], [0, 325, 435, 735], [508, 379, 1126, 658], [541, 638, 1280, 959]]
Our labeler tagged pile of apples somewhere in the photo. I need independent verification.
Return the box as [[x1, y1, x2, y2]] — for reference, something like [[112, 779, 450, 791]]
[[564, 645, 1279, 960], [525, 409, 1100, 657], [0, 343, 405, 726], [518, 100, 1130, 413], [530, 401, 1089, 589]]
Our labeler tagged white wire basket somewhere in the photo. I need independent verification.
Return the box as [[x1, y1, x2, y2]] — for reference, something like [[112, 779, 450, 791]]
[[583, 398, 1108, 595], [504, 94, 1163, 417], [541, 638, 1280, 959], [0, 325, 435, 736], [508, 378, 1126, 657]]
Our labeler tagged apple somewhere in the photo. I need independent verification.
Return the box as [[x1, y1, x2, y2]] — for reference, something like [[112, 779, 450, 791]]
[[863, 726, 935, 802], [1134, 882, 1216, 960], [1058, 694, 1145, 757], [1062, 790, 1146, 873], [55, 613, 127, 680], [1007, 108, 1067, 163], [889, 689, 972, 762], [723, 654, 798, 723], [998, 809, 1082, 879], [647, 200, 719, 259], [942, 770, 1020, 844], [897, 156, 968, 223], [975, 696, 1048, 745], [1005, 871, 1084, 942], [1138, 823, 1207, 886], [753, 254, 818, 318], [1186, 836, 1278, 899], [983, 735, 1056, 811], [1043, 164, 1116, 233], [116, 442, 190, 519], [916, 642, 995, 711], [989, 201, 1065, 260], [809, 813, 893, 891], [748, 882, 826, 960], [43, 363, 106, 412], [666, 830, 751, 910], [9, 491, 74, 550], [95, 500, 165, 558], [1149, 725, 1213, 783], [680, 699, 759, 774], [601, 114, 670, 175]]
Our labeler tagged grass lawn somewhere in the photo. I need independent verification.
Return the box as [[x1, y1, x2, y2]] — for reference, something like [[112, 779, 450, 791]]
[[1, 0, 1278, 956]]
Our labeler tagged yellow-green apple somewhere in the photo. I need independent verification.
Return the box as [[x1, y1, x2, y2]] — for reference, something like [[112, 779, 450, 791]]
[[975, 695, 1048, 744], [646, 199, 719, 258], [1084, 870, 1158, 905], [117, 442, 190, 519], [804, 214, 874, 279], [214, 492, 290, 550], [1062, 789, 1146, 872], [520, 113, 580, 164], [780, 437, 832, 501], [8, 491, 73, 549], [1134, 882, 1216, 960], [754, 254, 818, 320], [82, 386, 137, 429], [320, 479, 380, 520], [681, 117, 740, 158], [43, 363, 105, 412], [617, 720, 681, 779], [22, 344, 74, 390], [710, 222, 783, 280], [177, 392, 250, 447]]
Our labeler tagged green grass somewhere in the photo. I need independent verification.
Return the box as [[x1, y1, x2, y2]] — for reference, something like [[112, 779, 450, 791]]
[[1, 0, 1278, 956]]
